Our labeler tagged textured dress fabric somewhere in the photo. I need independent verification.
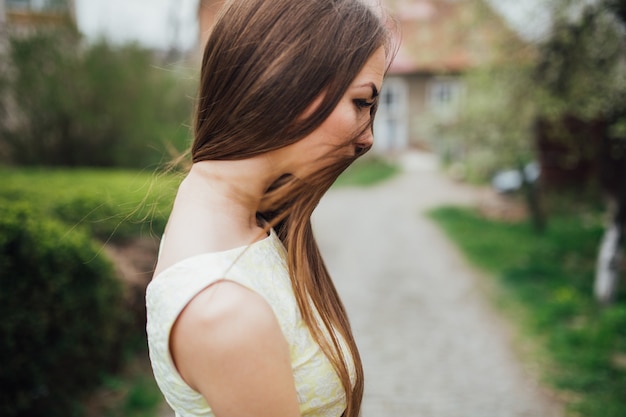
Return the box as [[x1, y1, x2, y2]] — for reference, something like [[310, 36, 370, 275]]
[[146, 229, 352, 417]]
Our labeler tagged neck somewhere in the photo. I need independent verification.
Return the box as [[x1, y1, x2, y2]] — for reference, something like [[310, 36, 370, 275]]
[[181, 155, 285, 229]]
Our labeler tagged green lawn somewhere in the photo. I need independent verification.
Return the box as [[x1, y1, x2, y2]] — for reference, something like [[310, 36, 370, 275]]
[[0, 167, 181, 242], [335, 156, 399, 187], [430, 206, 626, 416]]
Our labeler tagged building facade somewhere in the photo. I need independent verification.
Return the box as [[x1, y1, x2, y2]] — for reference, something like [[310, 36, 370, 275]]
[[374, 0, 522, 153], [4, 0, 74, 27]]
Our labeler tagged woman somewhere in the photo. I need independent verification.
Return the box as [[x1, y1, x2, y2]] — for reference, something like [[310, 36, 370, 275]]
[[146, 0, 391, 416]]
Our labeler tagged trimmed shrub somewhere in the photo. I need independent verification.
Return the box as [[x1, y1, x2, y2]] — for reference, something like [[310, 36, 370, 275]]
[[52, 189, 170, 243], [0, 200, 131, 416], [53, 192, 141, 242], [0, 168, 177, 243]]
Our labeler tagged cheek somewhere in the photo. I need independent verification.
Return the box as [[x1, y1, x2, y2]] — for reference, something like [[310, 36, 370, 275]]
[[325, 106, 359, 143]]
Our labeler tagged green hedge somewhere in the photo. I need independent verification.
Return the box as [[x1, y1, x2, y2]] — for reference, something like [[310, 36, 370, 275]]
[[0, 200, 131, 416], [0, 168, 179, 242]]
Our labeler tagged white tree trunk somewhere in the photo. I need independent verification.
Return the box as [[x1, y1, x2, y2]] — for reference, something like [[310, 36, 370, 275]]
[[595, 222, 621, 305]]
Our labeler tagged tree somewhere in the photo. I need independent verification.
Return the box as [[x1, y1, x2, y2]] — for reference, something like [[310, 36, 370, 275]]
[[431, 0, 545, 230], [446, 63, 546, 232], [443, 0, 626, 301], [0, 28, 195, 168], [533, 0, 626, 304]]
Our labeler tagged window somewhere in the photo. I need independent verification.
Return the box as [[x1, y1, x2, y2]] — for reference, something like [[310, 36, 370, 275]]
[[427, 77, 463, 120], [373, 77, 408, 152], [6, 0, 70, 12]]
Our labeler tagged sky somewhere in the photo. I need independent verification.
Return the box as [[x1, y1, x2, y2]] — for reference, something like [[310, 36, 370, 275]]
[[74, 0, 200, 50], [74, 0, 551, 50], [486, 0, 551, 41]]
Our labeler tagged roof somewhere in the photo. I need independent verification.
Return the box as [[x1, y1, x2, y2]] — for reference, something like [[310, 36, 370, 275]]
[[385, 0, 521, 74], [4, 0, 75, 27]]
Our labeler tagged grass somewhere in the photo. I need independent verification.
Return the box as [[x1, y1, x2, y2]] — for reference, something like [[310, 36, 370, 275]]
[[335, 156, 399, 187], [0, 167, 181, 242], [84, 353, 164, 417], [429, 206, 626, 416]]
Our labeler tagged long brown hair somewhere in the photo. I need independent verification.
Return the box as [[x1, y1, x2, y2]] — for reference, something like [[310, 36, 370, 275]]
[[193, 1, 391, 415]]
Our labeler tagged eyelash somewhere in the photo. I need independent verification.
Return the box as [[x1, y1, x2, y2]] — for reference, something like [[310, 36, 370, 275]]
[[354, 99, 375, 110]]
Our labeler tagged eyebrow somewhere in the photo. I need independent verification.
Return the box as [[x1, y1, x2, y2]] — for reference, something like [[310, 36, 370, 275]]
[[356, 82, 380, 99]]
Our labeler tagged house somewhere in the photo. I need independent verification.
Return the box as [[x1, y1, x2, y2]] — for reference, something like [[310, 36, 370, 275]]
[[195, 0, 520, 153], [0, 0, 71, 64], [374, 0, 524, 153], [2, 0, 75, 32], [1, 0, 75, 51]]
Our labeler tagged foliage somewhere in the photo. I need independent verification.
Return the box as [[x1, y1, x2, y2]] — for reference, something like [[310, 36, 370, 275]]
[[91, 358, 164, 417], [426, 0, 538, 183], [534, 0, 626, 123], [437, 64, 537, 183], [0, 168, 181, 415], [430, 206, 626, 416], [120, 376, 164, 417], [0, 28, 196, 168], [0, 167, 180, 242], [435, 0, 626, 185], [0, 200, 131, 417]]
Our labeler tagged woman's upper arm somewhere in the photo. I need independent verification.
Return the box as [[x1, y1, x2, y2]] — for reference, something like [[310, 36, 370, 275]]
[[170, 280, 301, 417]]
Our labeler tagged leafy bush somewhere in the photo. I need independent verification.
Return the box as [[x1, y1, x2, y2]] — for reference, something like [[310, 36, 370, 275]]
[[0, 28, 195, 168], [0, 168, 179, 242], [0, 200, 131, 417], [53, 190, 165, 242]]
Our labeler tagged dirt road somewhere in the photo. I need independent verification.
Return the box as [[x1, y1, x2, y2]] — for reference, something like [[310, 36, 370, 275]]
[[312, 153, 564, 417]]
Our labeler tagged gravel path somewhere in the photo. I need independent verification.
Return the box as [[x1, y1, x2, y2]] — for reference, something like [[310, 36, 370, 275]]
[[312, 152, 564, 417]]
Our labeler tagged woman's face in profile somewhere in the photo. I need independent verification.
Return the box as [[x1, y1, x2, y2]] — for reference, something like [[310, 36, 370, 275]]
[[289, 47, 386, 178]]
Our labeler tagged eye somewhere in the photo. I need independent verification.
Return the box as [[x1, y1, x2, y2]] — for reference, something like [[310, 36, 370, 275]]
[[354, 99, 375, 110]]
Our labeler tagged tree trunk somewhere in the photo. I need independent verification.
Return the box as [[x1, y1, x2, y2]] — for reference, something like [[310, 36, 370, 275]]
[[519, 161, 546, 234]]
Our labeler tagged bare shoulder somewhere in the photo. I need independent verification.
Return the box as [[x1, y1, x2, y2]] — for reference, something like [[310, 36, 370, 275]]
[[171, 281, 282, 379], [171, 280, 301, 417], [176, 280, 276, 337]]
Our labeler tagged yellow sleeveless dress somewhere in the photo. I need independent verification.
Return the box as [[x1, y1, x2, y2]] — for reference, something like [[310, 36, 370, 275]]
[[146, 229, 352, 417]]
